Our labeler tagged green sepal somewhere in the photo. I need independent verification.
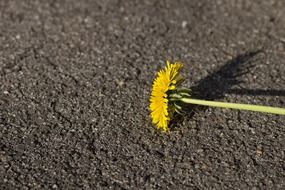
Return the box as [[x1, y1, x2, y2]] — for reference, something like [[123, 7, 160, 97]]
[[173, 102, 183, 115], [174, 107, 183, 115], [176, 88, 191, 94], [169, 93, 182, 99]]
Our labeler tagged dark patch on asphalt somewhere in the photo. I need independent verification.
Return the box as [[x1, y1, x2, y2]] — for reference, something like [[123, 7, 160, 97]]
[[192, 50, 262, 100], [0, 0, 285, 189]]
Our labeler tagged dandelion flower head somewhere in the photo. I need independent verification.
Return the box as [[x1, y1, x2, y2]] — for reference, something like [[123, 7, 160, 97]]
[[150, 61, 184, 132]]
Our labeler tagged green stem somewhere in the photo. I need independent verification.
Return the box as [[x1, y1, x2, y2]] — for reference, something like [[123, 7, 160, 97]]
[[181, 98, 285, 115]]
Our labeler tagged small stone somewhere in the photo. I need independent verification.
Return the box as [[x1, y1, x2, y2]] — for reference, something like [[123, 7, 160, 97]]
[[182, 21, 187, 28], [256, 149, 262, 156], [201, 163, 208, 170], [52, 184, 58, 189]]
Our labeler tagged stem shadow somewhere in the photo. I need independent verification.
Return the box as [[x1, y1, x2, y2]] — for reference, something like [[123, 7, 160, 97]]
[[191, 50, 262, 100]]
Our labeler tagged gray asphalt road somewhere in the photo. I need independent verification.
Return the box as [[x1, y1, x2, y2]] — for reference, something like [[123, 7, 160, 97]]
[[1, 0, 285, 189]]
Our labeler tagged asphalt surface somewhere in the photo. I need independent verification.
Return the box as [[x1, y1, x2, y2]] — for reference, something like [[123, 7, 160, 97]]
[[1, 0, 285, 189]]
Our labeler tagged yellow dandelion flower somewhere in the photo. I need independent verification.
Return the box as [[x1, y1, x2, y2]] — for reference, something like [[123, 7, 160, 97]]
[[150, 61, 184, 132], [149, 61, 285, 132]]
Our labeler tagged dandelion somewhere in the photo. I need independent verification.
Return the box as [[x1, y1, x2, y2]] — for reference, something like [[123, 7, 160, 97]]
[[150, 61, 185, 131], [150, 61, 285, 132]]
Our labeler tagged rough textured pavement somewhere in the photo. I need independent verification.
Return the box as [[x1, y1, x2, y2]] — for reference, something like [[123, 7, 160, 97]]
[[1, 0, 285, 189]]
